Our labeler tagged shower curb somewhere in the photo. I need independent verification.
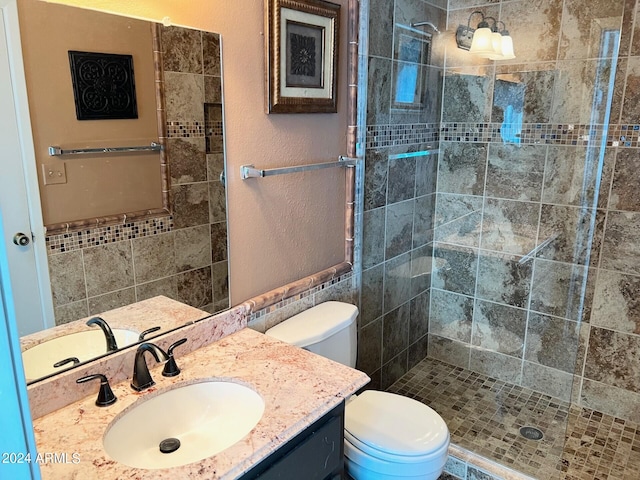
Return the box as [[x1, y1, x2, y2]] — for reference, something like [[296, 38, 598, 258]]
[[445, 443, 538, 480]]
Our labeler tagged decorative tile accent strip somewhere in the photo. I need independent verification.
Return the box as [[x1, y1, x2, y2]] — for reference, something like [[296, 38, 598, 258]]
[[440, 122, 614, 146], [166, 121, 205, 138], [205, 120, 223, 136], [45, 215, 173, 253], [366, 123, 440, 149], [606, 124, 640, 146], [248, 271, 354, 322], [366, 123, 640, 150]]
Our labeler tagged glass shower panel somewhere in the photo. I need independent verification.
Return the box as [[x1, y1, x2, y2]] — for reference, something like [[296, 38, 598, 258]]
[[422, 18, 621, 480]]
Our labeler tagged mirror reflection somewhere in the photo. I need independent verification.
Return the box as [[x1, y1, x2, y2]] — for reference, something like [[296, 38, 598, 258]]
[[20, 296, 209, 382], [15, 0, 229, 383]]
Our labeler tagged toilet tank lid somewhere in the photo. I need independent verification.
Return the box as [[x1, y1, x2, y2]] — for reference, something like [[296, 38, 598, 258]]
[[265, 301, 358, 347]]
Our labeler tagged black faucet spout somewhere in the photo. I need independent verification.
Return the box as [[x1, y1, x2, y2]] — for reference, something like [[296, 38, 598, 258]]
[[86, 316, 118, 352], [131, 343, 169, 391]]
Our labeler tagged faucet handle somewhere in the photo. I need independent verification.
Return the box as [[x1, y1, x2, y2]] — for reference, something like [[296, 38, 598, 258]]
[[53, 357, 80, 368], [138, 326, 161, 341], [162, 338, 188, 377], [76, 374, 117, 407]]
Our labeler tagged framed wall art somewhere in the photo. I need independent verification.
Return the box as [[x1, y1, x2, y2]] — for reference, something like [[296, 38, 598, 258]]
[[68, 50, 138, 120], [265, 0, 340, 113]]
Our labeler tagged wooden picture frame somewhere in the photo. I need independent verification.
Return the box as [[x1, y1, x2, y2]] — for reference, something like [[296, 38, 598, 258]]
[[265, 0, 340, 113]]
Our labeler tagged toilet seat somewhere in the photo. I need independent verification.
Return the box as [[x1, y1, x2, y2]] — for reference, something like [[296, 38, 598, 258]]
[[345, 390, 449, 458], [344, 434, 449, 477], [344, 429, 449, 464]]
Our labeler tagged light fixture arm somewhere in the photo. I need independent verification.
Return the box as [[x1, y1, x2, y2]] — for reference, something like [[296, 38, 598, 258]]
[[495, 20, 509, 35], [481, 17, 498, 32], [456, 11, 487, 51], [465, 11, 486, 29]]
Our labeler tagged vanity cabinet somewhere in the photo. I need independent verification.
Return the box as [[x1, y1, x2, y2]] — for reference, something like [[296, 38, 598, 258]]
[[240, 401, 345, 480]]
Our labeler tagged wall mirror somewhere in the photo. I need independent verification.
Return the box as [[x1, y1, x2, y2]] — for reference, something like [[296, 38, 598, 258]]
[[15, 0, 229, 383]]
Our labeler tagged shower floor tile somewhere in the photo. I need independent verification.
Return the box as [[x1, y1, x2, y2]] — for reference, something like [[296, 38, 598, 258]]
[[388, 357, 640, 480]]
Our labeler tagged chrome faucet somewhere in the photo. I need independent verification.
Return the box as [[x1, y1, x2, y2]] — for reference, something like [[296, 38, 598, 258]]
[[131, 343, 169, 391], [86, 316, 118, 352]]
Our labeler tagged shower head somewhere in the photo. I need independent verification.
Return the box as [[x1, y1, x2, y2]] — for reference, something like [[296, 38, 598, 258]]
[[410, 21, 439, 33]]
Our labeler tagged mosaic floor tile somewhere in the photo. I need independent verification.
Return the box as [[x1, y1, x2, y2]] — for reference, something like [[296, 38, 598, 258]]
[[388, 357, 640, 480]]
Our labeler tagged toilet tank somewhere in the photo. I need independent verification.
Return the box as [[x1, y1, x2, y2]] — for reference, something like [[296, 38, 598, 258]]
[[265, 301, 358, 368]]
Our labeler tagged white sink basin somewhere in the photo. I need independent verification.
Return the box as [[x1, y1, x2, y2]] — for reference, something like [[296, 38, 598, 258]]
[[22, 328, 139, 380], [103, 381, 265, 469]]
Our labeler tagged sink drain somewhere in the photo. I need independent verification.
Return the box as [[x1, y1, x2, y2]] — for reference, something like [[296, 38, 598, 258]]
[[159, 437, 181, 454], [519, 426, 544, 441]]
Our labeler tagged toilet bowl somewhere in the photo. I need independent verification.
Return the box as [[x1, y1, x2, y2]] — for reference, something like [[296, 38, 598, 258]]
[[265, 301, 450, 480], [344, 390, 449, 479]]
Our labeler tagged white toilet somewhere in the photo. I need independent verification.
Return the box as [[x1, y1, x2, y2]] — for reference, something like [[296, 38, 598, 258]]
[[265, 301, 450, 480]]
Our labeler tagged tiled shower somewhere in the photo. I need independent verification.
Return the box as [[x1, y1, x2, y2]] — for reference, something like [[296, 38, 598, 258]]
[[360, 0, 640, 477]]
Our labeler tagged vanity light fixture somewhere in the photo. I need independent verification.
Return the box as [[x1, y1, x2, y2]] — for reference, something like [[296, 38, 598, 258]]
[[455, 11, 515, 60]]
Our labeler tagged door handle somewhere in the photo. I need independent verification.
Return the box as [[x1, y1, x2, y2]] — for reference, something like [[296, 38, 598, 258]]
[[13, 232, 31, 246]]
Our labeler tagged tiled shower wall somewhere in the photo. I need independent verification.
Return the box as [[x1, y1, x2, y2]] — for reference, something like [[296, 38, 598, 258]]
[[359, 0, 446, 389], [46, 26, 229, 324], [427, 0, 640, 423]]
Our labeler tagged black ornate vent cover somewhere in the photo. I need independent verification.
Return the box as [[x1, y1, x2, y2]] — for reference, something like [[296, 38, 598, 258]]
[[68, 50, 138, 120]]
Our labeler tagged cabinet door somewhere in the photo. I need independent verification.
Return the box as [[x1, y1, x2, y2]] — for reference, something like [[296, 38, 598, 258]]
[[259, 413, 342, 479], [241, 402, 345, 480]]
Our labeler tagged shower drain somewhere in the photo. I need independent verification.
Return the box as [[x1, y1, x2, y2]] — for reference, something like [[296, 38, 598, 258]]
[[519, 426, 544, 441]]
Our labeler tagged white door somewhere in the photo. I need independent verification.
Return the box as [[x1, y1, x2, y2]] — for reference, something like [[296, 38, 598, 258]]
[[0, 210, 40, 479], [1, 2, 53, 336]]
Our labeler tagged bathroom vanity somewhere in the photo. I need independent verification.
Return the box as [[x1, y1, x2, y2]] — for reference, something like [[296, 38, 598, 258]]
[[31, 327, 369, 478]]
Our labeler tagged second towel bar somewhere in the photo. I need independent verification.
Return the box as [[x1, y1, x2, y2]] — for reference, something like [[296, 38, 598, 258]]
[[240, 156, 356, 180]]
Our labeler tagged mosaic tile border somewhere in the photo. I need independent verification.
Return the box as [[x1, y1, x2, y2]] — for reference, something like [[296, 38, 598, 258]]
[[366, 122, 640, 149], [205, 120, 223, 136], [166, 121, 205, 138], [366, 123, 440, 149], [45, 215, 173, 253], [439, 123, 640, 147], [247, 271, 354, 323]]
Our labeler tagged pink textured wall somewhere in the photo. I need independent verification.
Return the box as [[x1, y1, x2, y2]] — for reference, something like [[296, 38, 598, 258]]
[[43, 0, 349, 304]]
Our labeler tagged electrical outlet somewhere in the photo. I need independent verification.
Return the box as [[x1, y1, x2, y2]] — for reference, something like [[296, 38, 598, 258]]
[[42, 161, 67, 185]]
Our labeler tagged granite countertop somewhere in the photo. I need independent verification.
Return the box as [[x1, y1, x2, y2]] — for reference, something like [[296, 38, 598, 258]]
[[33, 328, 369, 479]]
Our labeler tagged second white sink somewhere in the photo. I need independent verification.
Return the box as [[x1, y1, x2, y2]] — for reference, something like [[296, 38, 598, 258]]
[[103, 381, 265, 469]]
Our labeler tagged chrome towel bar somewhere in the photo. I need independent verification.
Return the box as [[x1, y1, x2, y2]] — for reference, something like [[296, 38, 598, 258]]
[[48, 142, 163, 157], [240, 156, 357, 180]]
